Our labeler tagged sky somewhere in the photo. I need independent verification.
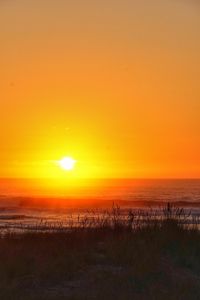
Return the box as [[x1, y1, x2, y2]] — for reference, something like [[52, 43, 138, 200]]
[[0, 0, 200, 179]]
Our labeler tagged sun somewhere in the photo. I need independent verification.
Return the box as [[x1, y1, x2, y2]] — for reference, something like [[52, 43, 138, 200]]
[[58, 157, 76, 171]]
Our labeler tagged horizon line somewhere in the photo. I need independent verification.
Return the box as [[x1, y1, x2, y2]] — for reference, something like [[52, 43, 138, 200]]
[[0, 177, 200, 180]]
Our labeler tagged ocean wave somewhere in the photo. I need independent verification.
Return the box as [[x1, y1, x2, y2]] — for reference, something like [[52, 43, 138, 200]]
[[0, 215, 35, 220]]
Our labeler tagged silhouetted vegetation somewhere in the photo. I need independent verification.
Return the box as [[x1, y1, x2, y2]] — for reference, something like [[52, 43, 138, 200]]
[[0, 203, 200, 299]]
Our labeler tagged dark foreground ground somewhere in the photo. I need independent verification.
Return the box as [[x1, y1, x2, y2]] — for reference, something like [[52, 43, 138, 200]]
[[1, 207, 200, 300]]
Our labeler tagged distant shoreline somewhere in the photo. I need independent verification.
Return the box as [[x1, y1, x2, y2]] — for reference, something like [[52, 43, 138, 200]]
[[1, 197, 200, 209]]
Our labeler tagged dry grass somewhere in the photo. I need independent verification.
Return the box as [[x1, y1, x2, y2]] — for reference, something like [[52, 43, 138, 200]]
[[0, 203, 200, 300]]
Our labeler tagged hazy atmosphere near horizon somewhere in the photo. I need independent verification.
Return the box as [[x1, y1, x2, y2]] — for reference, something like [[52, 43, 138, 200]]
[[1, 0, 200, 181]]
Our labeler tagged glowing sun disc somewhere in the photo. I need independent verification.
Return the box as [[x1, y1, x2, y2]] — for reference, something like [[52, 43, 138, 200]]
[[58, 157, 76, 171]]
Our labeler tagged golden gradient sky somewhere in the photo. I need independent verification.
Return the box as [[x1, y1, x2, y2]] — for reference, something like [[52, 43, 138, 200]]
[[0, 0, 200, 179]]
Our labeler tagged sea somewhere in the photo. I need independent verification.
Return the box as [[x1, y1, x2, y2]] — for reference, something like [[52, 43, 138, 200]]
[[0, 178, 200, 232]]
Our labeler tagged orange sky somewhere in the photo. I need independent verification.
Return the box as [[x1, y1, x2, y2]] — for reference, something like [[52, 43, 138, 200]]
[[0, 0, 200, 179]]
